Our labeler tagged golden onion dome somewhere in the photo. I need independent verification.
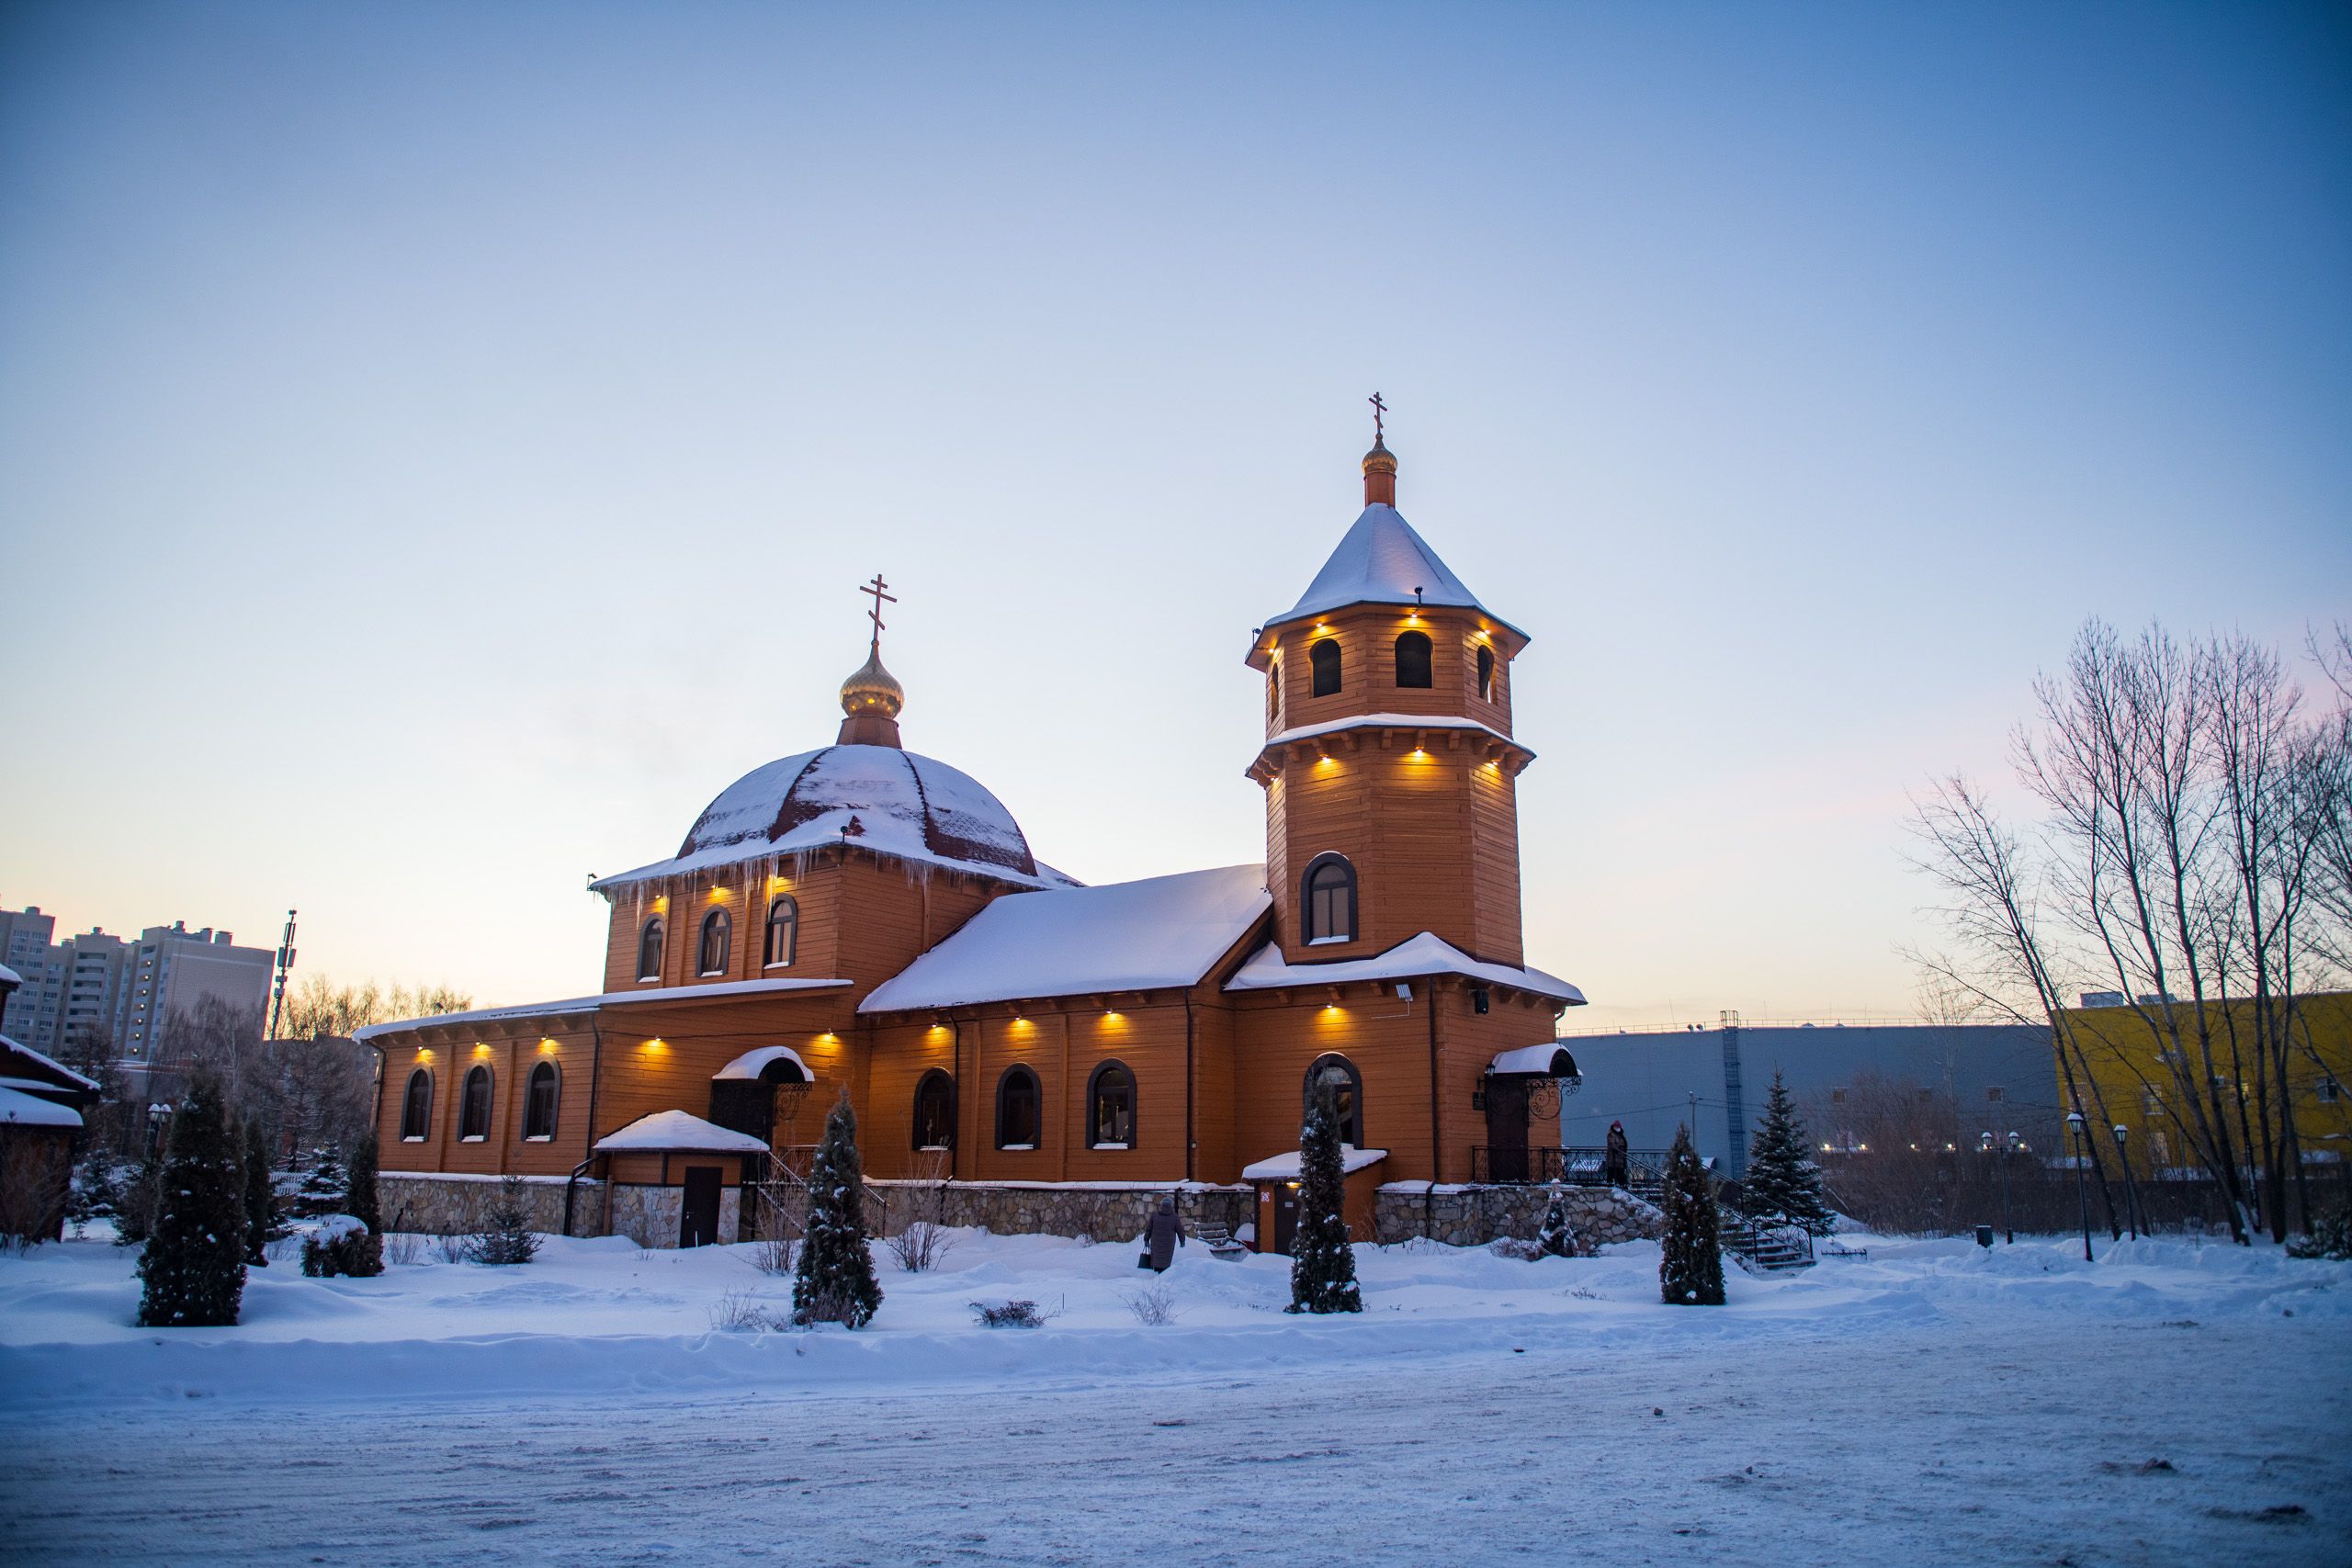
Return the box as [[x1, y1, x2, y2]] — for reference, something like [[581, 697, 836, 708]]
[[840, 645, 904, 719], [1362, 435, 1397, 476]]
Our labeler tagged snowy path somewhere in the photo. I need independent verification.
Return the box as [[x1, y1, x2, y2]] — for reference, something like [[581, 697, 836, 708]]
[[5, 1306, 2345, 1567]]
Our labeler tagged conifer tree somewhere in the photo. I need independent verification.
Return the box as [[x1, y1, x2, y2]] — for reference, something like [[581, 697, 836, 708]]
[[345, 1133, 381, 1233], [793, 1089, 883, 1327], [1657, 1122, 1724, 1307], [469, 1175, 540, 1266], [298, 1144, 345, 1211], [113, 1145, 162, 1247], [1285, 1080, 1363, 1314], [1537, 1183, 1583, 1258], [243, 1120, 275, 1265], [1742, 1071, 1835, 1234], [136, 1074, 249, 1327]]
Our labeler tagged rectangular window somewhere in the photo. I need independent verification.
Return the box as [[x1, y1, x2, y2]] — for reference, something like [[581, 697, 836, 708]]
[[1984, 1086, 2004, 1102], [2321, 1077, 2342, 1104]]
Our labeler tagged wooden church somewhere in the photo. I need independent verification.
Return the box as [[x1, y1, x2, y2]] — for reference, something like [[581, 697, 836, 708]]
[[361, 423, 1586, 1250]]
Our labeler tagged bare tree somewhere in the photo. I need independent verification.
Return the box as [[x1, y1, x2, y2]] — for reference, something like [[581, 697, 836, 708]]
[[1910, 618, 2352, 1246]]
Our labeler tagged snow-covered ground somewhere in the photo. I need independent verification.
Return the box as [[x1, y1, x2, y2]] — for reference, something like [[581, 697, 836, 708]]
[[3, 1227, 2347, 1564]]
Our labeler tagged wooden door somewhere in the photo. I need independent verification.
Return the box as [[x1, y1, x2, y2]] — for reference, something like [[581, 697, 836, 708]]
[[1271, 1183, 1300, 1255], [679, 1166, 722, 1248], [1486, 1077, 1531, 1183]]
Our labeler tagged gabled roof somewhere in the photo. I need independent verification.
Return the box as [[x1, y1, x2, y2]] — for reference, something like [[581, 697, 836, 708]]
[[1271, 504, 1521, 635], [351, 976, 852, 1043], [0, 1081, 83, 1129], [1225, 931, 1586, 1007], [594, 1110, 769, 1154], [860, 864, 1272, 1014], [0, 1033, 100, 1093]]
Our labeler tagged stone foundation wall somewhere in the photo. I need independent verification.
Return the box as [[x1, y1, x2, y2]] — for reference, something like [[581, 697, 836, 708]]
[[1373, 1184, 1664, 1248], [861, 1182, 1250, 1244], [379, 1173, 605, 1238], [609, 1185, 744, 1249]]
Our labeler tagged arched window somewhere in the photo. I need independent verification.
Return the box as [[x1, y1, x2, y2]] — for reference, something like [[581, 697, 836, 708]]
[[459, 1065, 492, 1141], [912, 1069, 956, 1151], [1302, 852, 1357, 943], [1395, 630, 1432, 688], [523, 1061, 560, 1140], [995, 1065, 1041, 1150], [697, 908, 731, 976], [1310, 637, 1341, 697], [637, 918, 664, 982], [1267, 662, 1282, 724], [1087, 1060, 1136, 1148], [400, 1068, 433, 1141], [1305, 1053, 1364, 1147], [1476, 644, 1496, 701], [764, 896, 797, 967]]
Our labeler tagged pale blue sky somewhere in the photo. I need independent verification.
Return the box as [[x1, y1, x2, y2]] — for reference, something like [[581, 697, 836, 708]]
[[2, 2, 2346, 1024]]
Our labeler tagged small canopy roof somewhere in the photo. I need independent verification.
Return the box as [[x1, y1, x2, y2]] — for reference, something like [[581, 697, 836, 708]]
[[594, 1110, 768, 1154], [1488, 1043, 1579, 1077], [0, 1081, 84, 1129], [713, 1045, 811, 1082], [1240, 1145, 1388, 1181]]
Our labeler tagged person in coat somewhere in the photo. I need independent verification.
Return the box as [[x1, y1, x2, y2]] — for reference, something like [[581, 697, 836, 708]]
[[1140, 1195, 1186, 1272], [1604, 1121, 1630, 1189]]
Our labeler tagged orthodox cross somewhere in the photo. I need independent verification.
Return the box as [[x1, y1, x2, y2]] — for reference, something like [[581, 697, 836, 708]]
[[859, 573, 897, 650], [1369, 390, 1386, 441]]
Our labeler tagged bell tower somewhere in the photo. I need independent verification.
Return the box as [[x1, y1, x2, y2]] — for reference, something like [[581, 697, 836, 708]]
[[1243, 420, 1533, 965]]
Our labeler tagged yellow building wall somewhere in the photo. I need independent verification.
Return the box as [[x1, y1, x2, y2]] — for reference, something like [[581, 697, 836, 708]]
[[2054, 991, 2352, 1177]]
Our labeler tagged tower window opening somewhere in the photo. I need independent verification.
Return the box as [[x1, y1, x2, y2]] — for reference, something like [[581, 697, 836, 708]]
[[1395, 630, 1432, 688], [1476, 644, 1495, 701], [1267, 660, 1282, 724], [1302, 853, 1357, 943], [636, 917, 665, 981], [400, 1068, 433, 1141], [1087, 1060, 1136, 1148], [764, 896, 798, 967], [913, 1068, 956, 1150], [697, 909, 731, 976], [1304, 1053, 1364, 1147], [995, 1065, 1042, 1149], [459, 1065, 492, 1141], [1310, 637, 1342, 697], [524, 1060, 560, 1139]]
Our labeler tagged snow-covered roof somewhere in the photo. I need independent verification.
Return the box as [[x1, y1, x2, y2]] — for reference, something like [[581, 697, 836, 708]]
[[593, 1111, 769, 1154], [1271, 505, 1520, 635], [0, 963, 19, 987], [0, 1033, 100, 1092], [1261, 714, 1526, 751], [1488, 1043, 1580, 1077], [1224, 932, 1586, 1007], [1240, 1145, 1388, 1181], [860, 865, 1272, 1014], [591, 744, 1077, 893], [713, 1045, 811, 1082], [351, 976, 851, 1043], [0, 1081, 83, 1129]]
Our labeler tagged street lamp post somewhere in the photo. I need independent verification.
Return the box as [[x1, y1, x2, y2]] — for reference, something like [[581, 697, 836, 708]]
[[2005, 1132, 2021, 1244], [2066, 1111, 2094, 1262], [2112, 1124, 2141, 1240]]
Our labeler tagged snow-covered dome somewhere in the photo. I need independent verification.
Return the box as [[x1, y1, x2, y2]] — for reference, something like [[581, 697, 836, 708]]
[[591, 744, 1059, 892]]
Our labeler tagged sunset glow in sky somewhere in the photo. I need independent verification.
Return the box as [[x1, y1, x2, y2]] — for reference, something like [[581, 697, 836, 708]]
[[3, 4, 2346, 1028]]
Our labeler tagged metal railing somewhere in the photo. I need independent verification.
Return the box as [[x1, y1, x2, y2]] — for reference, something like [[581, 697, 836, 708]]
[[1471, 1146, 1677, 1190]]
